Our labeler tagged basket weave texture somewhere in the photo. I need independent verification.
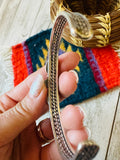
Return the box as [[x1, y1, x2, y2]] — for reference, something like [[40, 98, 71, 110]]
[[50, 0, 120, 48]]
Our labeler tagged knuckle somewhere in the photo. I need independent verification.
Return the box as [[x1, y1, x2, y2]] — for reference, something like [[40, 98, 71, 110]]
[[14, 101, 32, 119]]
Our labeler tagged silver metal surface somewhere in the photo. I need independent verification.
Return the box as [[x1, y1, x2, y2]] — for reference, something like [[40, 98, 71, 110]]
[[47, 11, 99, 160]]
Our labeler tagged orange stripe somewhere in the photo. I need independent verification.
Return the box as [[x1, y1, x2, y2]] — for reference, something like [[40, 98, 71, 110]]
[[12, 44, 28, 86], [92, 46, 119, 89]]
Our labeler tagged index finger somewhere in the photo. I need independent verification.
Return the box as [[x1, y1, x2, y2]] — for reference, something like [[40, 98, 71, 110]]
[[6, 52, 79, 102]]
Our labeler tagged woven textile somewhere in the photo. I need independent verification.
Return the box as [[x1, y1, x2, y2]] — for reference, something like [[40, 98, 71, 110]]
[[11, 29, 119, 107]]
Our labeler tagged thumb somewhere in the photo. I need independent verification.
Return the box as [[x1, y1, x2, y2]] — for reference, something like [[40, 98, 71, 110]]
[[0, 74, 47, 146]]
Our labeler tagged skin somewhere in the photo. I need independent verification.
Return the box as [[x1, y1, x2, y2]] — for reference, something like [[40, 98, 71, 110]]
[[0, 52, 88, 160]]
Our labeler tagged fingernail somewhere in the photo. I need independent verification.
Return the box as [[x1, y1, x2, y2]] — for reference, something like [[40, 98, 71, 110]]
[[69, 70, 79, 83], [85, 127, 91, 138], [29, 74, 44, 97], [77, 106, 86, 119]]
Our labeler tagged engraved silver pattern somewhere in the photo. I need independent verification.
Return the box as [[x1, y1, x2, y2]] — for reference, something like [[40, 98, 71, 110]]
[[47, 11, 99, 160]]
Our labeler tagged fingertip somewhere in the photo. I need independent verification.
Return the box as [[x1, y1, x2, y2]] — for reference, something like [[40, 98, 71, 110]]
[[61, 105, 84, 130], [67, 129, 89, 148], [59, 52, 80, 73], [59, 71, 78, 98]]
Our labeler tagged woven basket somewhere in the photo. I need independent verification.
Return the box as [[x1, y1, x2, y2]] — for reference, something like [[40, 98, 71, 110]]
[[50, 0, 120, 48]]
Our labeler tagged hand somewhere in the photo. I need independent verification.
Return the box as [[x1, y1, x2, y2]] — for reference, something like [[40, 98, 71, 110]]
[[0, 52, 88, 160]]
